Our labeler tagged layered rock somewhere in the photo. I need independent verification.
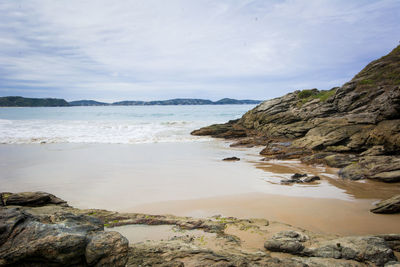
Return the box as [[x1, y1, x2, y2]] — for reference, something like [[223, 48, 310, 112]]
[[264, 231, 397, 266], [192, 46, 400, 188], [0, 191, 67, 207], [371, 195, 400, 214], [0, 192, 128, 266]]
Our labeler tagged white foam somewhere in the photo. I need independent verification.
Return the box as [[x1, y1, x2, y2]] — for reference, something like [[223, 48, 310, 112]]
[[0, 119, 212, 144]]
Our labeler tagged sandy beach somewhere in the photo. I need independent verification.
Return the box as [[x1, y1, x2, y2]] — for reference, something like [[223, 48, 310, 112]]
[[2, 140, 399, 236]]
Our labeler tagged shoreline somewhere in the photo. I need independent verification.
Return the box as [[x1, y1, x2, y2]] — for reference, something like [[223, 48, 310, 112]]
[[1, 141, 400, 237]]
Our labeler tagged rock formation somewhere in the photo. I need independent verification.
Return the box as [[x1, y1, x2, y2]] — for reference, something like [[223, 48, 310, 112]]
[[0, 192, 129, 266], [1, 191, 399, 266], [264, 231, 397, 266], [371, 194, 400, 214], [192, 45, 400, 186]]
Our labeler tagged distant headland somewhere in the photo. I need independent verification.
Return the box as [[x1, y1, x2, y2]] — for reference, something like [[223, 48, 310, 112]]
[[0, 96, 261, 107]]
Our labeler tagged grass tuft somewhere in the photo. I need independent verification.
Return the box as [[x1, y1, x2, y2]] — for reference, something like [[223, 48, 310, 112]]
[[297, 88, 337, 106]]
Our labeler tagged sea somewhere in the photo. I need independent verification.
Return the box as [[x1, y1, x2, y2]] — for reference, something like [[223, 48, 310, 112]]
[[0, 105, 255, 144], [2, 104, 400, 235]]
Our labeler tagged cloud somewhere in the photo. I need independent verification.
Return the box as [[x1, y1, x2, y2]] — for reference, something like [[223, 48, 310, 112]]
[[0, 0, 399, 101]]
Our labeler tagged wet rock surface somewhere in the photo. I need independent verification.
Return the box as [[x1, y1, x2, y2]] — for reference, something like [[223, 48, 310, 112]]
[[0, 192, 128, 267], [1, 192, 399, 266], [192, 45, 400, 186], [222, 156, 240, 161], [303, 176, 320, 183], [281, 174, 320, 184], [0, 191, 67, 207], [371, 195, 400, 214]]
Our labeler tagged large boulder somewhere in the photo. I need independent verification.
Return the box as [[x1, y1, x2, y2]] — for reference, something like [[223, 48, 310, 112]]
[[85, 231, 129, 266], [0, 194, 129, 266], [0, 208, 88, 266]]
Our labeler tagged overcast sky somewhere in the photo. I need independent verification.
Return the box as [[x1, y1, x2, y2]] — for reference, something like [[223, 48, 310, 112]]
[[0, 0, 399, 102]]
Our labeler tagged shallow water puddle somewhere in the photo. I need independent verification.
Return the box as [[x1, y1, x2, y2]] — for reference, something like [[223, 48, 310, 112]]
[[105, 224, 215, 244]]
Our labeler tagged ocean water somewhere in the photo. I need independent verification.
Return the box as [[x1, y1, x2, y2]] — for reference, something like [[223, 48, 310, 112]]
[[0, 105, 255, 144]]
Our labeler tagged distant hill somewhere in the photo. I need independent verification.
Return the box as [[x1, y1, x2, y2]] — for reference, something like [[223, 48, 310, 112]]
[[214, 98, 261, 105], [112, 98, 214, 105], [69, 100, 109, 106], [111, 100, 146, 105], [0, 96, 70, 107], [0, 96, 261, 107], [112, 98, 261, 106]]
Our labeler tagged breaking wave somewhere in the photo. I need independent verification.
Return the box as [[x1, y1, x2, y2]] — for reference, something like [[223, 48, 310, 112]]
[[0, 105, 256, 144], [0, 119, 211, 144]]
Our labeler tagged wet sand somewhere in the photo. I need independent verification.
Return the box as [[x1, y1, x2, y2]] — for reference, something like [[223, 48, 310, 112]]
[[1, 141, 399, 236], [130, 192, 400, 236]]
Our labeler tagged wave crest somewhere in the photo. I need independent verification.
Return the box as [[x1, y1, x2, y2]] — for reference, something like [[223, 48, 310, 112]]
[[0, 120, 211, 144]]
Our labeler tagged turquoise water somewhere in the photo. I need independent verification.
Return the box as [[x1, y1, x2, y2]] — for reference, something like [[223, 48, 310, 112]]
[[0, 105, 255, 144]]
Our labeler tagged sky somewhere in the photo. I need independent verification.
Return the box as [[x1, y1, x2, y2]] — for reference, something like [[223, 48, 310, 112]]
[[0, 0, 399, 102]]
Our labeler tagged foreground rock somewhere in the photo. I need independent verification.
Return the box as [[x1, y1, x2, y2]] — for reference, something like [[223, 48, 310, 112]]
[[1, 192, 399, 266], [0, 192, 128, 266], [0, 191, 67, 206], [264, 230, 308, 254], [192, 45, 400, 185], [265, 231, 397, 266], [371, 195, 400, 214]]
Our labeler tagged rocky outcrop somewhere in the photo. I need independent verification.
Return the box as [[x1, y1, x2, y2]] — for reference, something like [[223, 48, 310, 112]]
[[1, 192, 399, 266], [371, 195, 400, 214], [305, 236, 396, 266], [338, 156, 400, 182], [0, 192, 128, 266], [191, 119, 248, 138], [192, 45, 400, 187], [264, 231, 397, 266], [377, 234, 400, 253], [0, 191, 68, 207]]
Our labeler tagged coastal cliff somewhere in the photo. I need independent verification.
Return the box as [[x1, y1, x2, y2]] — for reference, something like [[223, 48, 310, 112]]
[[192, 45, 400, 184]]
